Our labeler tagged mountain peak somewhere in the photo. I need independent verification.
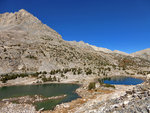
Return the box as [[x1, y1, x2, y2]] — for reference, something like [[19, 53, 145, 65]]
[[0, 9, 62, 38], [17, 9, 33, 17], [18, 9, 29, 13], [0, 9, 38, 26]]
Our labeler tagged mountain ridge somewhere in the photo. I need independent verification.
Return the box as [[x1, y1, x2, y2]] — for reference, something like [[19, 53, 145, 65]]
[[0, 9, 149, 75], [131, 48, 150, 61], [0, 9, 148, 56], [0, 9, 62, 39], [1, 9, 149, 53]]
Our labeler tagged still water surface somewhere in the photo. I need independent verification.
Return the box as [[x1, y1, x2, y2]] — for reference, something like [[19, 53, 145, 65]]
[[0, 83, 80, 110], [101, 76, 144, 85]]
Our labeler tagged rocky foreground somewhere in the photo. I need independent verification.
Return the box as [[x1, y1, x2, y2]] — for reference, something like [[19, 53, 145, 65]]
[[0, 102, 36, 113], [46, 78, 149, 113], [0, 94, 66, 113], [74, 80, 150, 113], [0, 78, 149, 113]]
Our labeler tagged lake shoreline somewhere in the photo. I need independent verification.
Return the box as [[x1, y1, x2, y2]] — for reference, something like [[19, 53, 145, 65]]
[[0, 74, 147, 113], [0, 74, 146, 88], [0, 82, 81, 112], [0, 77, 81, 88]]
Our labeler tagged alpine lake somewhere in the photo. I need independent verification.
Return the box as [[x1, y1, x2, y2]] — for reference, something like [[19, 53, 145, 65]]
[[100, 76, 144, 85], [0, 83, 80, 110], [0, 76, 144, 111]]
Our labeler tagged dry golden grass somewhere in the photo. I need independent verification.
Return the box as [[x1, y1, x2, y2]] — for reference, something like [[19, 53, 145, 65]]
[[97, 89, 114, 94]]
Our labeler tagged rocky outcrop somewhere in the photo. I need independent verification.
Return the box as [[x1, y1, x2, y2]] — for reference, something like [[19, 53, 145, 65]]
[[87, 83, 150, 113], [0, 9, 61, 38], [75, 81, 150, 113], [0, 102, 36, 113]]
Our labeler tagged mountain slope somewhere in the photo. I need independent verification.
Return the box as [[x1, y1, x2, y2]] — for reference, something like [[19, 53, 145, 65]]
[[0, 9, 150, 75], [131, 48, 150, 61], [0, 9, 61, 38], [113, 50, 129, 56], [0, 9, 111, 73]]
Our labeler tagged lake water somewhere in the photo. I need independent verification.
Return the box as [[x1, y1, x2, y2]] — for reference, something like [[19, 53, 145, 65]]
[[101, 76, 144, 85], [0, 83, 80, 110]]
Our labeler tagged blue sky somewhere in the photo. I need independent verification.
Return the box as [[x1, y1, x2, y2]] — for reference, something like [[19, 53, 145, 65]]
[[0, 0, 150, 53]]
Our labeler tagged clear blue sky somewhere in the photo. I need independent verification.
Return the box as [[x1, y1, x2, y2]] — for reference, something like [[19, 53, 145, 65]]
[[0, 0, 150, 53]]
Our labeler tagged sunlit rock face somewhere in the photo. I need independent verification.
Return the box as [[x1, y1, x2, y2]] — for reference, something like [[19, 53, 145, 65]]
[[0, 9, 150, 74], [131, 48, 150, 61]]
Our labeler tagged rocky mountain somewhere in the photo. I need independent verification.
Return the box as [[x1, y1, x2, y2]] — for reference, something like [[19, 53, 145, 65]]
[[88, 44, 113, 53], [0, 9, 61, 38], [0, 9, 150, 75], [131, 48, 150, 61], [113, 50, 129, 56], [69, 41, 130, 56]]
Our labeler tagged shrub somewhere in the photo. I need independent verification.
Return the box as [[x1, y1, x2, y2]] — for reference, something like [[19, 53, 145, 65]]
[[42, 71, 47, 74], [0, 73, 29, 83], [77, 68, 82, 74], [53, 76, 57, 81], [88, 82, 96, 90], [30, 73, 39, 77], [73, 71, 76, 75], [47, 76, 53, 81], [42, 77, 47, 82], [50, 70, 56, 75], [25, 55, 37, 60], [61, 74, 65, 78], [1, 78, 7, 83], [86, 68, 92, 75], [58, 78, 60, 82]]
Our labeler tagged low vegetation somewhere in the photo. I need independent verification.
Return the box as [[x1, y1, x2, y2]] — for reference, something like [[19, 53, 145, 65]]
[[1, 65, 149, 84], [99, 78, 115, 89], [101, 83, 115, 88], [0, 72, 39, 83], [88, 82, 96, 90], [25, 55, 37, 60], [41, 76, 58, 82], [137, 71, 150, 75]]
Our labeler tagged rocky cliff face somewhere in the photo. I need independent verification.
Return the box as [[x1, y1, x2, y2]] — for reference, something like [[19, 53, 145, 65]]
[[0, 9, 150, 74]]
